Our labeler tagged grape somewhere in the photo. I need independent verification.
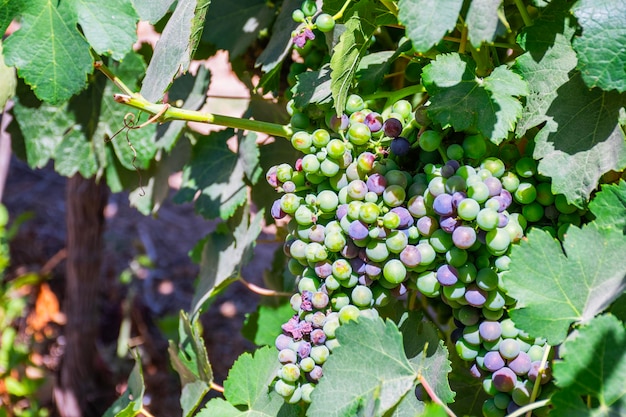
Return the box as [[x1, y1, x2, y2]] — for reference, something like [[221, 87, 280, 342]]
[[468, 182, 490, 203], [476, 268, 498, 291], [299, 357, 315, 373], [314, 261, 332, 279], [462, 324, 481, 345], [279, 348, 298, 364], [386, 230, 408, 253], [383, 259, 407, 284], [311, 291, 329, 309], [345, 94, 365, 113], [456, 339, 480, 361], [492, 367, 517, 392], [443, 281, 466, 300], [440, 216, 461, 233], [458, 306, 480, 326], [483, 177, 503, 196], [513, 182, 537, 204], [351, 285, 373, 307], [281, 363, 301, 382], [430, 229, 453, 253], [317, 190, 339, 212], [433, 193, 454, 216], [408, 195, 428, 217], [445, 246, 468, 267], [457, 263, 477, 283], [528, 361, 552, 384], [482, 399, 506, 417], [485, 228, 511, 255], [515, 157, 537, 178], [447, 144, 464, 160], [387, 137, 410, 157], [359, 202, 380, 223], [436, 264, 458, 286], [366, 173, 387, 194], [383, 118, 403, 137], [366, 240, 389, 262], [419, 130, 442, 152], [338, 305, 361, 323], [483, 351, 505, 372], [315, 13, 335, 32], [275, 379, 296, 397], [308, 365, 323, 382], [292, 9, 305, 22], [415, 271, 440, 296], [479, 321, 502, 341], [457, 198, 480, 221], [364, 112, 383, 132], [463, 134, 487, 159], [511, 380, 533, 406], [320, 158, 340, 177], [452, 226, 477, 249], [499, 338, 521, 360], [347, 122, 371, 145], [554, 193, 577, 214], [508, 351, 531, 375], [416, 243, 437, 265], [382, 184, 406, 207], [348, 220, 369, 240]]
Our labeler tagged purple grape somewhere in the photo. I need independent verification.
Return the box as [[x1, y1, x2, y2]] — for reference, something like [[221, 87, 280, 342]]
[[497, 213, 509, 227], [399, 245, 421, 267], [499, 189, 512, 208], [507, 401, 522, 413], [451, 191, 466, 208], [366, 173, 387, 194], [358, 275, 373, 286], [311, 291, 329, 309], [446, 160, 461, 171], [484, 351, 506, 372], [391, 207, 414, 228], [348, 220, 370, 240], [508, 351, 531, 375], [314, 261, 332, 278], [309, 225, 325, 243], [499, 338, 521, 360], [336, 204, 349, 220], [271, 199, 287, 219], [440, 216, 461, 233], [492, 367, 517, 392], [309, 311, 326, 328], [383, 117, 403, 137], [436, 264, 458, 286], [298, 341, 312, 358], [465, 284, 488, 307], [470, 364, 484, 378], [407, 195, 427, 217], [330, 113, 349, 132], [433, 193, 455, 216], [484, 177, 503, 196], [282, 315, 313, 339], [365, 262, 382, 277], [452, 226, 477, 249], [308, 365, 323, 382], [479, 320, 502, 341], [276, 334, 292, 350], [528, 361, 552, 384], [266, 166, 279, 188], [340, 240, 359, 258], [440, 164, 455, 178], [390, 137, 411, 156], [416, 216, 438, 236], [310, 329, 327, 345], [350, 257, 367, 275], [364, 112, 383, 132], [282, 181, 297, 193]]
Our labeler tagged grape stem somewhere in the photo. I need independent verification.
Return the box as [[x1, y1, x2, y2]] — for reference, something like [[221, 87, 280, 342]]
[[526, 344, 552, 417], [514, 0, 533, 27], [95, 62, 293, 139], [332, 0, 353, 20], [507, 399, 550, 417], [210, 381, 225, 393], [238, 277, 293, 297], [418, 373, 457, 417], [379, 0, 398, 16], [139, 406, 156, 417]]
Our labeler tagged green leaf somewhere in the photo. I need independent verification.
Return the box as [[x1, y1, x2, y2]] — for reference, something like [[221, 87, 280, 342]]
[[53, 128, 98, 177], [202, 0, 275, 58], [417, 403, 449, 417], [190, 206, 263, 316], [0, 41, 16, 111], [398, 0, 463, 53], [386, 393, 425, 417], [307, 318, 418, 417], [239, 131, 262, 185], [141, 0, 211, 102], [330, 5, 378, 116], [291, 65, 333, 109], [422, 53, 528, 144], [242, 302, 294, 347], [4, 0, 93, 103], [356, 40, 412, 93], [513, 0, 579, 137], [551, 314, 626, 416], [466, 0, 504, 48], [168, 312, 213, 417], [502, 225, 626, 345], [131, 0, 175, 23], [103, 350, 145, 417], [256, 0, 301, 72], [174, 129, 249, 220], [531, 72, 626, 207], [199, 346, 301, 417], [588, 180, 626, 233], [0, 0, 24, 36], [69, 0, 138, 61], [572, 0, 626, 92]]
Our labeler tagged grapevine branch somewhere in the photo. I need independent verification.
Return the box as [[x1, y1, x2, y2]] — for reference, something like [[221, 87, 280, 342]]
[[417, 373, 456, 417], [95, 62, 293, 139]]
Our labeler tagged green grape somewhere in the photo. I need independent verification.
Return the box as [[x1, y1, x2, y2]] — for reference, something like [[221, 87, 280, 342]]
[[386, 230, 408, 253], [476, 208, 499, 231], [515, 156, 537, 178], [476, 268, 498, 291], [320, 158, 340, 177], [457, 198, 480, 220], [301, 154, 321, 174], [351, 285, 373, 307], [463, 134, 487, 159], [382, 259, 407, 284], [382, 185, 406, 207], [347, 122, 372, 145], [419, 130, 442, 152], [391, 100, 413, 120], [442, 281, 466, 300], [274, 379, 296, 397], [416, 242, 437, 265], [430, 229, 453, 253], [310, 345, 330, 364], [513, 182, 537, 204], [317, 190, 339, 212], [324, 231, 346, 252], [457, 263, 477, 283], [522, 202, 544, 222], [359, 201, 380, 223], [292, 9, 305, 22], [382, 211, 401, 229], [485, 228, 511, 255], [468, 182, 490, 203], [481, 157, 506, 177], [280, 193, 301, 214], [482, 398, 506, 417], [445, 247, 468, 267], [326, 139, 346, 159], [315, 13, 335, 32], [554, 193, 577, 214], [501, 171, 520, 193], [291, 112, 310, 130], [291, 131, 313, 152], [301, 0, 317, 16], [294, 205, 315, 225], [456, 339, 480, 361], [447, 143, 464, 160], [338, 305, 361, 323], [280, 363, 301, 382], [415, 271, 440, 296], [366, 240, 389, 262], [345, 94, 365, 114], [535, 182, 555, 206]]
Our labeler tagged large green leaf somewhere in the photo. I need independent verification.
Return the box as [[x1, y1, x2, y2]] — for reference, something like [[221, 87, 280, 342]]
[[588, 180, 626, 234], [168, 312, 213, 417], [189, 207, 263, 316], [291, 66, 333, 109], [3, 0, 93, 103], [572, 0, 626, 93], [502, 225, 626, 345], [398, 0, 463, 53], [551, 314, 626, 417], [202, 0, 275, 59], [198, 346, 301, 417], [131, 0, 175, 23], [0, 41, 16, 112], [465, 0, 503, 48], [255, 0, 301, 72], [330, 3, 378, 116], [242, 302, 294, 347], [140, 0, 211, 102], [0, 0, 24, 35], [422, 53, 528, 144], [103, 350, 145, 417]]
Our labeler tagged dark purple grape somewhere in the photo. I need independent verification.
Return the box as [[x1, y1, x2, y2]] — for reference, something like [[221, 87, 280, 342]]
[[479, 321, 502, 341], [446, 160, 461, 171], [451, 327, 463, 343], [271, 199, 287, 219], [390, 137, 411, 156], [484, 351, 505, 372], [399, 245, 421, 267], [508, 351, 531, 375], [366, 173, 387, 194], [492, 367, 517, 392], [391, 207, 414, 228], [436, 264, 458, 286], [329, 113, 349, 132], [364, 112, 383, 133], [433, 193, 455, 216], [349, 220, 369, 240], [383, 117, 403, 137], [440, 216, 461, 233], [340, 240, 359, 258], [350, 257, 367, 275], [440, 164, 455, 178], [310, 329, 327, 345], [465, 284, 487, 307], [358, 275, 373, 286]]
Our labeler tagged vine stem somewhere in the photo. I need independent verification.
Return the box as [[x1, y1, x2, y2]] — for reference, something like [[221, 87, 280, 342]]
[[526, 345, 552, 417], [95, 62, 293, 139], [210, 382, 225, 393], [379, 0, 398, 16], [514, 0, 533, 27], [332, 0, 354, 20], [238, 277, 293, 297], [508, 399, 550, 417], [418, 374, 457, 417]]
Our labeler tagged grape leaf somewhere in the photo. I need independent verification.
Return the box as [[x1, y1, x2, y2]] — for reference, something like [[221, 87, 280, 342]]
[[0, 0, 23, 36], [53, 129, 98, 178], [330, 5, 377, 116], [398, 0, 463, 53], [103, 350, 144, 417], [198, 346, 301, 417], [572, 0, 626, 93], [588, 180, 626, 233], [551, 314, 626, 417], [307, 318, 419, 417], [3, 0, 93, 104], [466, 0, 504, 48], [174, 129, 251, 220], [202, 0, 275, 59], [356, 40, 412, 94], [242, 302, 294, 347], [531, 72, 626, 207], [291, 66, 332, 109], [386, 393, 425, 417], [421, 53, 528, 144], [189, 206, 263, 316], [0, 41, 16, 112], [141, 0, 211, 102], [168, 312, 213, 417], [131, 0, 175, 23], [255, 0, 301, 73], [68, 0, 137, 61], [502, 225, 626, 345]]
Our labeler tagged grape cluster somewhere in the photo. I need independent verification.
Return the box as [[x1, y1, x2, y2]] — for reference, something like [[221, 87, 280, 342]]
[[267, 92, 571, 413], [291, 1, 335, 49]]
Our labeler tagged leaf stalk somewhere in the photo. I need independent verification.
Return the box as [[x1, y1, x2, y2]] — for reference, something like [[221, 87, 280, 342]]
[[514, 0, 533, 27]]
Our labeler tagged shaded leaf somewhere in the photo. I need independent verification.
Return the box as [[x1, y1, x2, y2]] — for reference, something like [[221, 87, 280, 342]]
[[291, 66, 333, 109], [588, 180, 626, 233], [103, 350, 144, 417], [256, 0, 301, 72], [502, 225, 626, 345], [398, 0, 463, 53], [131, 0, 175, 24], [0, 41, 16, 111], [466, 0, 503, 48]]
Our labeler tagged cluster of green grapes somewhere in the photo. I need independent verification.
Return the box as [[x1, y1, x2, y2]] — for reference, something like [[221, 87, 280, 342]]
[[266, 91, 573, 414]]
